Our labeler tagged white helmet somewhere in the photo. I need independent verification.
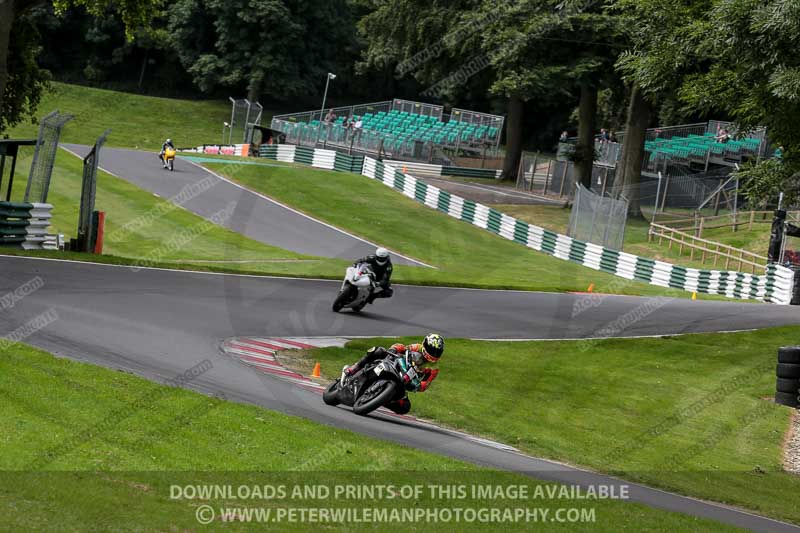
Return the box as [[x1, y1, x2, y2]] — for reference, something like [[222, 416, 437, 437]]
[[375, 247, 389, 265]]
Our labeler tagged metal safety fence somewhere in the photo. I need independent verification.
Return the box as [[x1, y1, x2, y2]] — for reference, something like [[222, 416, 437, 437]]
[[568, 184, 628, 250], [25, 110, 73, 203], [228, 98, 263, 145], [78, 130, 110, 252]]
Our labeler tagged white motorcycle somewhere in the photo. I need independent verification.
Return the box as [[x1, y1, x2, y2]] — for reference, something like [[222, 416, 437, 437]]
[[332, 262, 384, 313]]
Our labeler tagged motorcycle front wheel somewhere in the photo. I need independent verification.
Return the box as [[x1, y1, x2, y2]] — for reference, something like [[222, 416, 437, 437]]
[[353, 379, 396, 416], [332, 285, 355, 312], [168, 159, 174, 171]]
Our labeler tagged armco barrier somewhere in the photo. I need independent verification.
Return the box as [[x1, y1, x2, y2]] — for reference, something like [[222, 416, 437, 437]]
[[383, 160, 501, 179], [257, 144, 794, 303], [0, 201, 54, 250]]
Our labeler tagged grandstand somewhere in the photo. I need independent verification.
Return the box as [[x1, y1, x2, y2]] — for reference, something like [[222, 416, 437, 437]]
[[595, 120, 769, 173], [270, 98, 504, 164]]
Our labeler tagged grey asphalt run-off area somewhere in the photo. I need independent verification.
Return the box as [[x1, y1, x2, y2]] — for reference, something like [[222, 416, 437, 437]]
[[60, 144, 428, 267], [3, 254, 800, 531]]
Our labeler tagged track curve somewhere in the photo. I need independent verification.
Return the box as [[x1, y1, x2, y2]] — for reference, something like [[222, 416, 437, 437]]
[[2, 255, 800, 531], [60, 144, 427, 266]]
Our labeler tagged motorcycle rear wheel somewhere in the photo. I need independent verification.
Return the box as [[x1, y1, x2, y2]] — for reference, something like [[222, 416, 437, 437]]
[[323, 380, 341, 406], [353, 380, 396, 416]]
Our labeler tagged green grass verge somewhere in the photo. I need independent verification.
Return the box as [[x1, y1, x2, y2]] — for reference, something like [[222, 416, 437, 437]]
[[301, 327, 800, 524], [496, 204, 769, 273], [1, 151, 351, 278], [0, 343, 733, 531], [6, 82, 245, 151], [202, 161, 697, 297]]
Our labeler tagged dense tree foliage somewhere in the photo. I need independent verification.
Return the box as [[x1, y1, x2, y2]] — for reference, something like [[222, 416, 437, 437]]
[[0, 0, 161, 133], [169, 0, 365, 103]]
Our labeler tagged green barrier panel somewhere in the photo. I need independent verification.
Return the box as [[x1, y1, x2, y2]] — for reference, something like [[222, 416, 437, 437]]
[[441, 166, 497, 179], [414, 181, 427, 202], [436, 190, 451, 213], [259, 146, 279, 159]]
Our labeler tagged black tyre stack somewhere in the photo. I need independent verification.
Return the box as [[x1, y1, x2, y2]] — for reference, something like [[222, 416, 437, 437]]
[[776, 346, 800, 407]]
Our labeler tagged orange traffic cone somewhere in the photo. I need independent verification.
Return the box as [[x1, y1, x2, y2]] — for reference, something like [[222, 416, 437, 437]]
[[312, 362, 321, 378], [587, 283, 595, 293]]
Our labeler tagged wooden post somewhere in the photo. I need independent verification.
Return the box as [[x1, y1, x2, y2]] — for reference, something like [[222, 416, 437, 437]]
[[749, 210, 755, 230], [713, 179, 723, 215], [660, 176, 670, 212], [714, 244, 719, 267], [543, 160, 551, 194], [679, 234, 684, 255], [697, 217, 705, 238], [559, 162, 568, 197]]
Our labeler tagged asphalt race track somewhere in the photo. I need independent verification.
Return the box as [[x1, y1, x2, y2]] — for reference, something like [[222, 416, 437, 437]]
[[60, 144, 427, 267], [3, 254, 800, 531]]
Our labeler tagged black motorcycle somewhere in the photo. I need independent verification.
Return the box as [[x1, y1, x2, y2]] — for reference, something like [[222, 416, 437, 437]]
[[322, 353, 416, 415]]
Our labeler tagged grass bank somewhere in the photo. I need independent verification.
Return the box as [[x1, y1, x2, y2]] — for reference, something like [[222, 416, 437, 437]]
[[7, 82, 244, 151], [203, 161, 695, 297], [0, 343, 732, 531], [302, 326, 800, 523]]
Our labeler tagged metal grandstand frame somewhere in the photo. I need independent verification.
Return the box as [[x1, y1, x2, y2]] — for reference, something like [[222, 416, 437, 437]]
[[391, 98, 443, 119]]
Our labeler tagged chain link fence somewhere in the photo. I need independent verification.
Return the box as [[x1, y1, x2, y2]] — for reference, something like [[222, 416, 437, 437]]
[[568, 183, 628, 250], [516, 151, 616, 199], [24, 110, 73, 203]]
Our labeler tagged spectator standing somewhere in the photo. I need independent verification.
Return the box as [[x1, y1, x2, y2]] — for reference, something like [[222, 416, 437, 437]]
[[324, 109, 336, 123], [354, 117, 363, 141], [559, 130, 569, 143]]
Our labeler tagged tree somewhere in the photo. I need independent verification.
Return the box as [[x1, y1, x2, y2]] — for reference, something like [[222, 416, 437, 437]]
[[616, 0, 800, 214], [678, 0, 800, 179], [358, 0, 624, 182], [613, 0, 711, 217], [0, 0, 161, 134], [738, 159, 800, 209], [0, 3, 49, 134], [170, 0, 361, 103]]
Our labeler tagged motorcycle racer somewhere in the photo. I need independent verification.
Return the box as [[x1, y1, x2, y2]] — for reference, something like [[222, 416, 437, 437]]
[[353, 247, 393, 303], [342, 333, 444, 414], [159, 138, 175, 167]]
